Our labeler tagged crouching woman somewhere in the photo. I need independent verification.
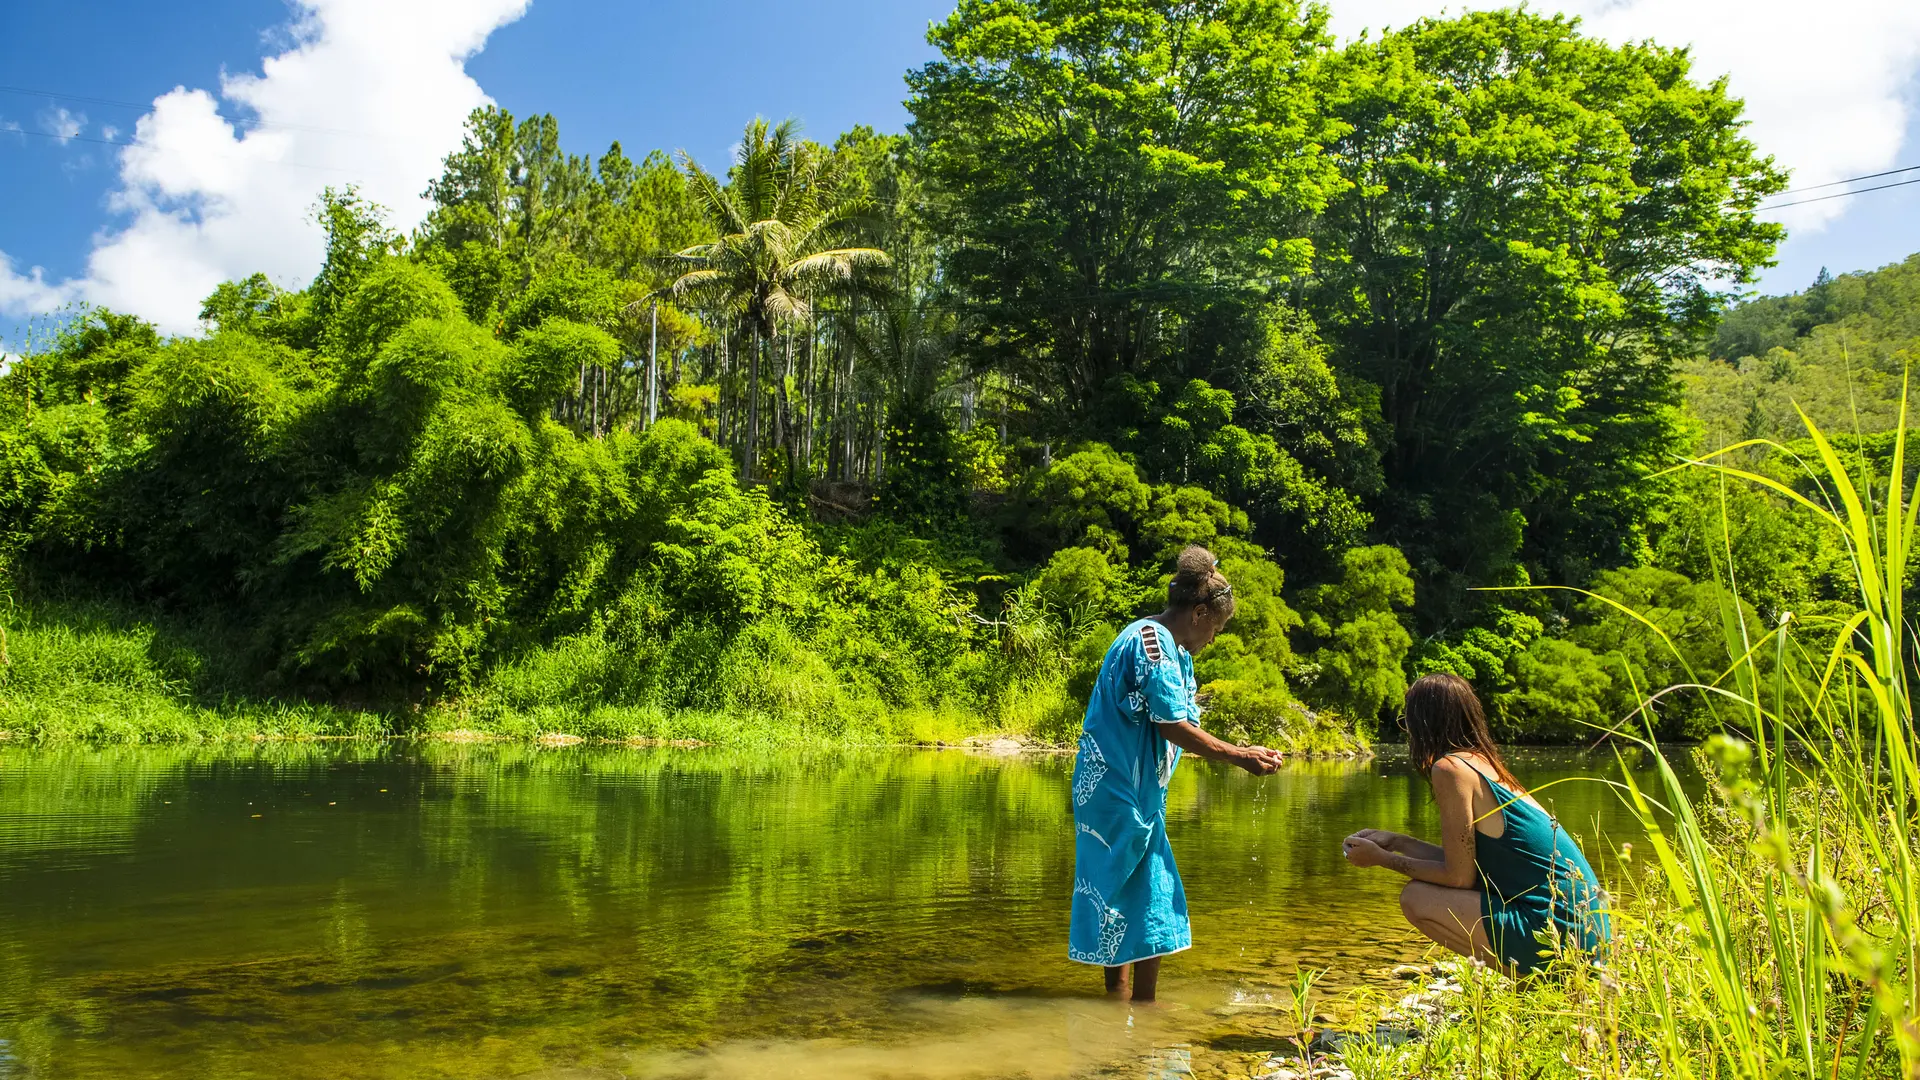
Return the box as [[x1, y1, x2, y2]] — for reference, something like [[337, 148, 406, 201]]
[[1342, 673, 1610, 976]]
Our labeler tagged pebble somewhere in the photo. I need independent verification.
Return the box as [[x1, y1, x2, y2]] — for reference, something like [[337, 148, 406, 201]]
[[1256, 1061, 1356, 1080]]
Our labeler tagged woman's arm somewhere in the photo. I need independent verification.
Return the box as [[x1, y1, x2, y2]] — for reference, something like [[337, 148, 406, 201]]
[[1343, 758, 1480, 888], [1157, 721, 1281, 775]]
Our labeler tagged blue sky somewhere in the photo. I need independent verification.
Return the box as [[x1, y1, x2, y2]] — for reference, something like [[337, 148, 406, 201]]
[[1, 0, 1916, 336]]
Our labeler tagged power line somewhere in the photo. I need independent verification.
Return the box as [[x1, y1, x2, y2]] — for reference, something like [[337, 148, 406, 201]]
[[1776, 163, 1920, 197], [1758, 174, 1920, 212]]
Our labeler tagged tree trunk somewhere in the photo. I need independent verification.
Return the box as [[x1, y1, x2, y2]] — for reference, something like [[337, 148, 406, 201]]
[[825, 315, 841, 481], [574, 362, 587, 432], [782, 330, 796, 483], [800, 318, 814, 483], [773, 329, 789, 471], [647, 302, 658, 427], [717, 322, 730, 459], [842, 311, 859, 483], [747, 330, 761, 484]]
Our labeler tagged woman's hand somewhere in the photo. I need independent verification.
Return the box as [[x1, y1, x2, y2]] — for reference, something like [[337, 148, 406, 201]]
[[1236, 746, 1283, 776], [1156, 722, 1284, 774], [1351, 828, 1409, 853], [1342, 832, 1392, 869]]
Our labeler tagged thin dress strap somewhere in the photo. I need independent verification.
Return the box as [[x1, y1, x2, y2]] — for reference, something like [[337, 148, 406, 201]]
[[1441, 752, 1530, 834], [1440, 751, 1497, 787], [1443, 752, 1554, 825]]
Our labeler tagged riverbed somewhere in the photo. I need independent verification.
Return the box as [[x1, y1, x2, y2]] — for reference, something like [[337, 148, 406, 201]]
[[0, 742, 1686, 1079]]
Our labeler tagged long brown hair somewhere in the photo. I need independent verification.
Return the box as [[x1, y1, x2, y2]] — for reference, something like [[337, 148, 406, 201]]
[[1404, 673, 1520, 788]]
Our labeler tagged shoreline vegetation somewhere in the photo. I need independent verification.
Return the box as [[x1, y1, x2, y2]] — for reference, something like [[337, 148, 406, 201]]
[[0, 592, 1370, 753]]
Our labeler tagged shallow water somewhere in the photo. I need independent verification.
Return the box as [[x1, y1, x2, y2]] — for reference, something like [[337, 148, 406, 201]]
[[0, 742, 1689, 1079]]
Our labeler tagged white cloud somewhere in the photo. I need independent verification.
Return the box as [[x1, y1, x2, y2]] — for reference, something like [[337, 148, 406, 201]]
[[39, 107, 86, 144], [0, 0, 530, 335], [101, 124, 120, 142], [0, 251, 79, 314], [1323, 1, 1920, 236]]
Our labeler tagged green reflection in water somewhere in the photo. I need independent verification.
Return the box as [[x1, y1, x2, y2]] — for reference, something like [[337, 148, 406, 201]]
[[0, 742, 1686, 1079]]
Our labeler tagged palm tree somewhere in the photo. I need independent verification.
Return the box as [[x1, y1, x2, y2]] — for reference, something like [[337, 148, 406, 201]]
[[666, 119, 889, 482]]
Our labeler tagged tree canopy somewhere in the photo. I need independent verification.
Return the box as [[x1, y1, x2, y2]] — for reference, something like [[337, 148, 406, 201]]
[[4, 2, 1868, 746]]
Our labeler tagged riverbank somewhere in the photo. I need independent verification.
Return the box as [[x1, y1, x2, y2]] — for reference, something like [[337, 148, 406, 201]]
[[0, 689, 1371, 754], [0, 603, 1367, 753]]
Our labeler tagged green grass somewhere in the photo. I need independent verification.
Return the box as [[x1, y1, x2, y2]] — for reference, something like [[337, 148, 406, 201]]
[[0, 605, 390, 742], [0, 612, 1034, 747], [0, 596, 1056, 749]]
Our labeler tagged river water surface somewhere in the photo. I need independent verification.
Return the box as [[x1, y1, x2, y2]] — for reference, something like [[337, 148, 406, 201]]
[[0, 742, 1685, 1079]]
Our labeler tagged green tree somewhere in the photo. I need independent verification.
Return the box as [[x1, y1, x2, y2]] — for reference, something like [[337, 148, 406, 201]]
[[422, 107, 597, 271], [907, 0, 1340, 421], [1015, 444, 1152, 560], [1492, 637, 1615, 743], [589, 144, 713, 284], [1308, 10, 1787, 626], [668, 119, 890, 483], [310, 187, 401, 331], [1686, 253, 1920, 445], [1296, 544, 1414, 726]]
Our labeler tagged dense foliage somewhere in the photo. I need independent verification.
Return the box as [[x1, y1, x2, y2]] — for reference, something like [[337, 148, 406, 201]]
[[0, 1, 1901, 748]]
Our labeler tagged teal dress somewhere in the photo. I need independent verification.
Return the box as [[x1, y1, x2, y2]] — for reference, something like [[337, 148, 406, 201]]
[[1454, 756, 1611, 974], [1068, 618, 1197, 967]]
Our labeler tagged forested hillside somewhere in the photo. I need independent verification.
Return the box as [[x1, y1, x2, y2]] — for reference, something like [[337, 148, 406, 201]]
[[1, 2, 1891, 747], [1685, 254, 1920, 441]]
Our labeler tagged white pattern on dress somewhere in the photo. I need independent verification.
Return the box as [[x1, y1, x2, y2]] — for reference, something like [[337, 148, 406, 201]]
[[1157, 739, 1177, 788], [1074, 732, 1108, 806], [1069, 878, 1128, 965]]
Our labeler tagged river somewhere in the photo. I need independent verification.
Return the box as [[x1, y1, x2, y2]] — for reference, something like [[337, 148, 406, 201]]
[[0, 741, 1688, 1079]]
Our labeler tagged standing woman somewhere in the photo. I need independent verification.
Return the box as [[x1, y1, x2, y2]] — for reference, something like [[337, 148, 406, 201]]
[[1069, 546, 1283, 1001], [1342, 674, 1610, 975]]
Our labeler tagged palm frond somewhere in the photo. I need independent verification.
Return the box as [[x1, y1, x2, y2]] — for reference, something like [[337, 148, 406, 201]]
[[784, 248, 892, 287], [676, 155, 743, 234]]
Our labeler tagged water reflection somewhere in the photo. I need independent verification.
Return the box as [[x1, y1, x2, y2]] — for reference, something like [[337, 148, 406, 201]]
[[0, 742, 1689, 1079]]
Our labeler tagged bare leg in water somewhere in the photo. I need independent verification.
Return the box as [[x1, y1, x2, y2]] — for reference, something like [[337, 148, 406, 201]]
[[1103, 957, 1163, 1001]]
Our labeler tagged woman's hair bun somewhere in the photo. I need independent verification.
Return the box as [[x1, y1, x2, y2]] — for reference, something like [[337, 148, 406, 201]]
[[1174, 546, 1218, 578], [1168, 545, 1233, 613]]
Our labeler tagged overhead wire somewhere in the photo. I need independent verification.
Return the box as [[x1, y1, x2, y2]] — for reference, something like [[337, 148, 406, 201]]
[[1772, 163, 1920, 197], [1758, 174, 1920, 212]]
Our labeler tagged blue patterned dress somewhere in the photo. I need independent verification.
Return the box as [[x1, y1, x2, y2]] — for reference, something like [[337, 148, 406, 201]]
[[1068, 617, 1198, 967]]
